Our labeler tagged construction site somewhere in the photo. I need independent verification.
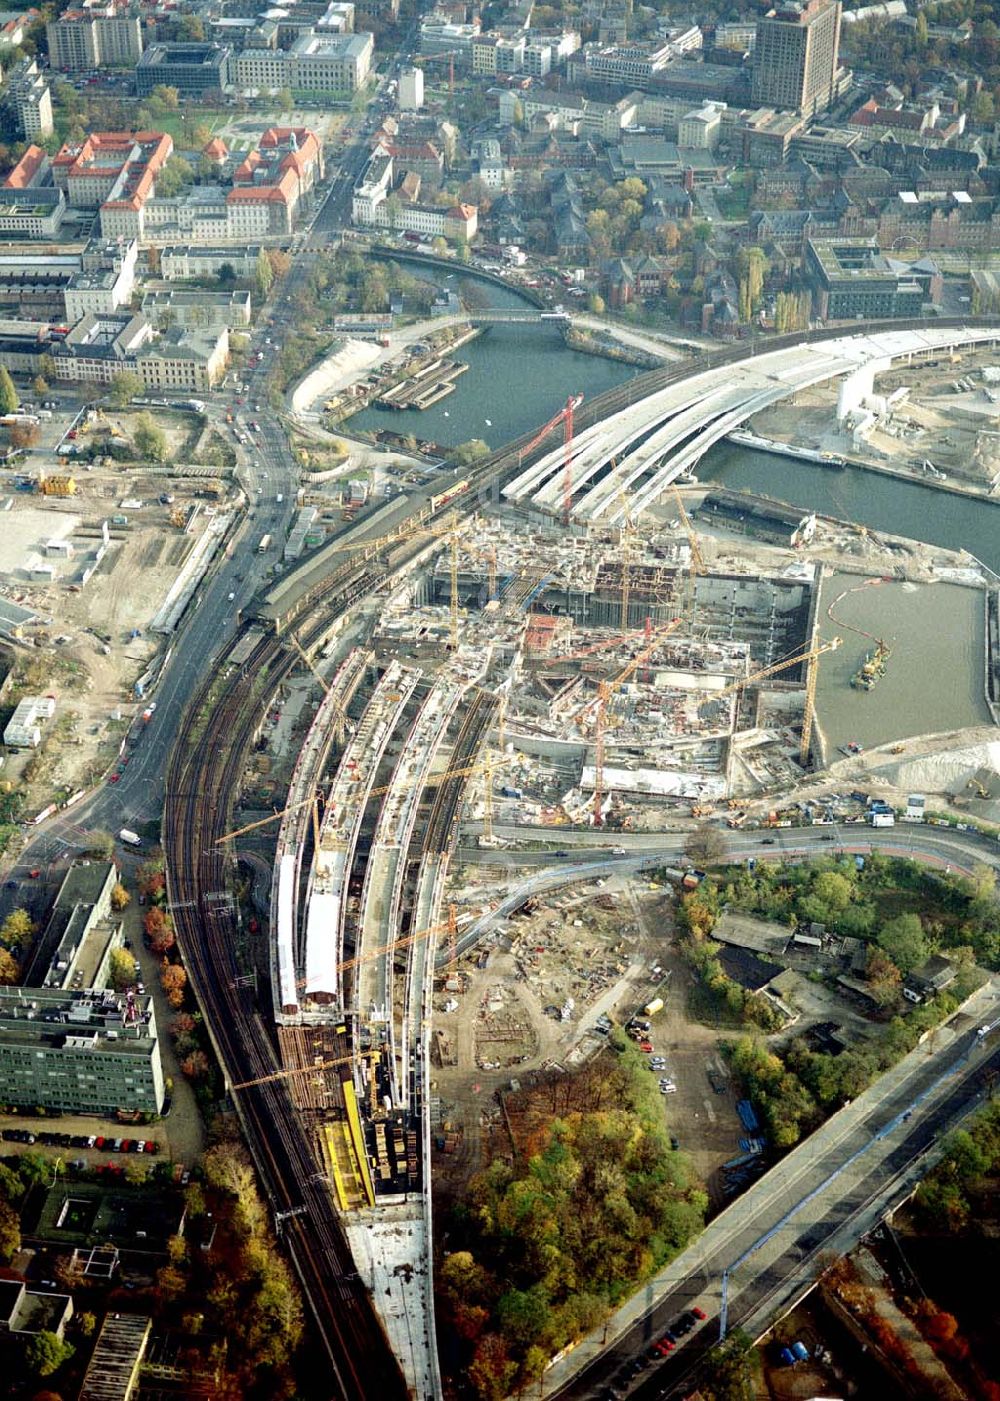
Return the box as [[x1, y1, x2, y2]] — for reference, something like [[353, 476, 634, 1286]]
[[206, 451, 847, 1394], [0, 402, 243, 806], [154, 321, 1000, 1399]]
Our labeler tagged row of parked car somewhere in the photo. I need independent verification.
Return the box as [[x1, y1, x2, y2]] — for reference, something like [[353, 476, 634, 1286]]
[[602, 1308, 708, 1398], [2, 1128, 157, 1154]]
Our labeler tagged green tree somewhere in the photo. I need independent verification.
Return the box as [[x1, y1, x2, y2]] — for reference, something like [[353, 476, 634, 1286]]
[[277, 87, 294, 114], [866, 947, 902, 1007], [253, 248, 274, 302], [452, 440, 491, 466], [108, 946, 137, 992], [87, 829, 116, 860], [150, 84, 180, 111], [25, 1331, 74, 1378], [133, 412, 168, 463], [155, 154, 193, 198], [701, 1329, 758, 1401], [175, 13, 204, 40], [109, 370, 143, 408], [0, 1198, 20, 1262], [217, 262, 237, 287], [877, 912, 928, 975], [943, 1127, 990, 1180], [1, 907, 33, 949], [0, 366, 19, 415], [587, 293, 606, 315], [123, 1158, 149, 1186], [32, 375, 49, 399]]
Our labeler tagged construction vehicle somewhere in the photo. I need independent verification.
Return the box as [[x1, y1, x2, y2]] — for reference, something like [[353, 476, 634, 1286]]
[[40, 474, 76, 496]]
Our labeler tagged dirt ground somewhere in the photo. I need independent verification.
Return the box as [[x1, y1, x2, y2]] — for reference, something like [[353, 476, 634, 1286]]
[[430, 877, 746, 1207], [753, 345, 1000, 486]]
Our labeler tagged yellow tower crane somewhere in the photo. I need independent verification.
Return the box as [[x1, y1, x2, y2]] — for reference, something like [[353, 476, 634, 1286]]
[[698, 636, 842, 765], [591, 615, 684, 825]]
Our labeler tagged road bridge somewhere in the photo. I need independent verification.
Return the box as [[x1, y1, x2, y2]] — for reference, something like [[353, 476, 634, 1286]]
[[503, 323, 1000, 525]]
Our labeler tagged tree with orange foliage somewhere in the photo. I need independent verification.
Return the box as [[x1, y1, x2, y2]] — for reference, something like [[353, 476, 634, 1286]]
[[160, 963, 187, 1009]]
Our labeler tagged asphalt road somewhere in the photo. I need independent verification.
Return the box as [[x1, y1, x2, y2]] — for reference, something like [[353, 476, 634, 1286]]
[[0, 96, 388, 908], [545, 1019, 1000, 1400]]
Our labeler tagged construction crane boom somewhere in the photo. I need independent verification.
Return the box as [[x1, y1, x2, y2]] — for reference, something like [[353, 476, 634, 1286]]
[[671, 485, 705, 576], [217, 793, 318, 844], [702, 636, 842, 703], [592, 615, 684, 823], [366, 752, 504, 801], [517, 394, 583, 524]]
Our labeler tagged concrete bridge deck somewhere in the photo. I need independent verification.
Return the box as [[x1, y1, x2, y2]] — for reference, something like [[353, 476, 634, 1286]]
[[504, 324, 1000, 524]]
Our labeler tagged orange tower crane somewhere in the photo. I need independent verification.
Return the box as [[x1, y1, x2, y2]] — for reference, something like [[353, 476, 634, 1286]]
[[515, 393, 583, 526]]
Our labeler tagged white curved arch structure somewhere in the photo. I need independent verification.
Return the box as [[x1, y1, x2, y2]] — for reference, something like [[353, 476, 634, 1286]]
[[503, 324, 1000, 525]]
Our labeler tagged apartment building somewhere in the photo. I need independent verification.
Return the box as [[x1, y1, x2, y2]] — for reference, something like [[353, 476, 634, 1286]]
[[352, 148, 476, 240], [0, 986, 164, 1116], [751, 0, 842, 117], [3, 58, 53, 139], [46, 7, 143, 72]]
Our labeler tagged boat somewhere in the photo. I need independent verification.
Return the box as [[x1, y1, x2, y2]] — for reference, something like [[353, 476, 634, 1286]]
[[850, 639, 891, 691]]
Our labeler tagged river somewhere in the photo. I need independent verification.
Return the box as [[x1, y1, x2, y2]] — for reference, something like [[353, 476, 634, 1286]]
[[700, 445, 996, 749], [356, 260, 996, 748], [349, 269, 638, 450], [701, 441, 1000, 574]]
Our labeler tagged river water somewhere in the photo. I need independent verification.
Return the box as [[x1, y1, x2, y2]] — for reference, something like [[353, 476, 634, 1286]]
[[354, 258, 996, 748], [350, 321, 637, 451], [349, 267, 637, 449], [700, 445, 996, 749]]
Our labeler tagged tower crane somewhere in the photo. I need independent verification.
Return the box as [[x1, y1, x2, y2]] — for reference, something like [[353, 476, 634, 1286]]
[[671, 483, 705, 619], [215, 751, 505, 845], [409, 48, 465, 95], [591, 615, 684, 825], [285, 632, 351, 744], [343, 511, 464, 645], [515, 393, 583, 527], [216, 792, 321, 845], [698, 635, 842, 765], [365, 751, 508, 801]]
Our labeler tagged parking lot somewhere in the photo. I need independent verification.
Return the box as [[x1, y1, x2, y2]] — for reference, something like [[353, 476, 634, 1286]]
[[2, 1125, 160, 1159]]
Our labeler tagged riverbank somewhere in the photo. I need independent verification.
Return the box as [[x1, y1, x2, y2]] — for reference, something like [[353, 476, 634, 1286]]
[[741, 421, 1000, 505], [563, 325, 664, 368]]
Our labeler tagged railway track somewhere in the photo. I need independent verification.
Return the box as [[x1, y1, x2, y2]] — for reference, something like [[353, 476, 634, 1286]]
[[160, 312, 997, 1394], [424, 691, 499, 858], [165, 624, 407, 1399]]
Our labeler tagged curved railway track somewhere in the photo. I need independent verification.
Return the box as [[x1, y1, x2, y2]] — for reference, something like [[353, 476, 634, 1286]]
[[425, 691, 499, 858], [162, 313, 998, 1392], [165, 620, 407, 1399]]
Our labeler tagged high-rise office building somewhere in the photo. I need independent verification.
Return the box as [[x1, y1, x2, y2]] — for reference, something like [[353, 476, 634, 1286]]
[[752, 0, 841, 117]]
